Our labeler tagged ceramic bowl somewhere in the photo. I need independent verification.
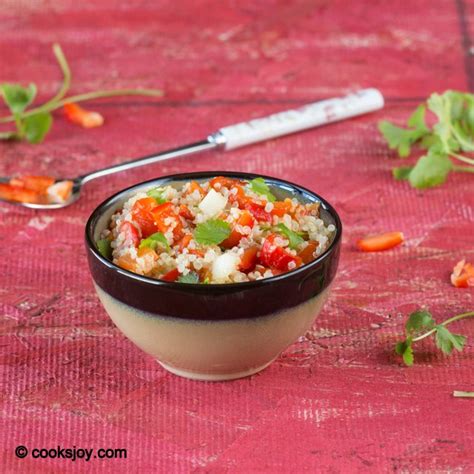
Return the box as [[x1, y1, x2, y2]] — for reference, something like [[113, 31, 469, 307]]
[[85, 172, 341, 381]]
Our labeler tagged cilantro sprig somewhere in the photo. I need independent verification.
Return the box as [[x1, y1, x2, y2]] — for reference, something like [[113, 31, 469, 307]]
[[248, 178, 276, 202], [0, 43, 162, 144], [379, 91, 474, 188], [395, 309, 474, 366], [139, 232, 170, 252], [194, 219, 231, 245], [274, 223, 305, 249]]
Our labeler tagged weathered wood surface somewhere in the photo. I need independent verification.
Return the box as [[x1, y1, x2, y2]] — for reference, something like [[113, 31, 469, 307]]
[[1, 1, 473, 472]]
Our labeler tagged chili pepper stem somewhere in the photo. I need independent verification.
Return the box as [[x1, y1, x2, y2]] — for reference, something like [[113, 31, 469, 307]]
[[0, 88, 163, 124], [412, 311, 474, 342]]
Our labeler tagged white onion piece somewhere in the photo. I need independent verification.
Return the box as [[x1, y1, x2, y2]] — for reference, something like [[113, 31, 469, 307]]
[[198, 189, 228, 217], [212, 252, 240, 281]]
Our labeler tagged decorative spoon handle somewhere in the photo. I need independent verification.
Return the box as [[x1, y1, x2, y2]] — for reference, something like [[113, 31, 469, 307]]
[[80, 88, 384, 184]]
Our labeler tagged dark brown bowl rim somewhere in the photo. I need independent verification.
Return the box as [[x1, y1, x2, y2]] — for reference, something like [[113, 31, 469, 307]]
[[85, 171, 342, 291]]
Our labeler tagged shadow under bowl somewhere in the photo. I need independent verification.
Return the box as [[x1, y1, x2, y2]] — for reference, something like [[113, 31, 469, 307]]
[[85, 171, 342, 381]]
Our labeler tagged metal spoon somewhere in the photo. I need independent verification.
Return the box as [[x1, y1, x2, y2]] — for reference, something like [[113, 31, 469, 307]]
[[0, 88, 384, 209]]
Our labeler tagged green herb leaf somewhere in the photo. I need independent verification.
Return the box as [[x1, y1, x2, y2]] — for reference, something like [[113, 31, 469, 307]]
[[275, 223, 305, 249], [23, 112, 53, 143], [408, 150, 452, 189], [405, 310, 435, 335], [435, 326, 466, 355], [0, 83, 37, 114], [395, 340, 414, 366], [248, 178, 276, 202], [407, 104, 429, 132], [194, 219, 231, 245], [177, 272, 200, 284], [139, 232, 170, 252], [392, 166, 413, 180], [96, 238, 112, 259], [146, 187, 167, 204], [378, 120, 426, 158]]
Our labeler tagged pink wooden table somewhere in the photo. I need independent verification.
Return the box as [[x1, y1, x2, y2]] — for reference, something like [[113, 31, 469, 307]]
[[1, 1, 473, 472]]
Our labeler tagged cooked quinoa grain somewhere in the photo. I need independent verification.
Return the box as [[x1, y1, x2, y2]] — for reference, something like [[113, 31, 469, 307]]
[[97, 177, 335, 283]]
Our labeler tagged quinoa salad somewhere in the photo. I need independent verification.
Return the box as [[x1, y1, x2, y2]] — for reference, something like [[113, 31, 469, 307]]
[[96, 176, 336, 284]]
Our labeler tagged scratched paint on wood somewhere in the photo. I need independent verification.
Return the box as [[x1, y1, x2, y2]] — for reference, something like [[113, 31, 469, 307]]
[[0, 0, 473, 472]]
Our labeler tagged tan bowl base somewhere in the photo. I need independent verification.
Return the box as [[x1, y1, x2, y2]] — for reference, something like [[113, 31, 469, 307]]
[[157, 358, 276, 381]]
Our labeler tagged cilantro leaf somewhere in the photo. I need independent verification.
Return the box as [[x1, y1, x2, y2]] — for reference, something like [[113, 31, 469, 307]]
[[139, 232, 170, 252], [275, 223, 305, 249], [378, 119, 427, 158], [178, 272, 200, 284], [96, 238, 112, 259], [24, 112, 53, 143], [0, 83, 37, 114], [407, 104, 429, 132], [248, 178, 276, 202], [194, 219, 231, 245], [405, 309, 435, 335], [435, 326, 466, 355], [146, 187, 167, 204], [392, 166, 413, 180], [408, 150, 452, 189], [395, 340, 414, 366]]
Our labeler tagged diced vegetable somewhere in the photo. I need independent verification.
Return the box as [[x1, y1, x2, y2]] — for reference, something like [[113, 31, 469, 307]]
[[132, 197, 159, 238], [47, 180, 73, 203], [119, 222, 140, 247], [221, 211, 255, 249], [10, 175, 55, 193], [96, 238, 112, 259], [239, 247, 258, 272], [271, 199, 293, 217], [116, 254, 137, 272], [161, 268, 180, 282], [64, 102, 104, 128], [298, 241, 318, 264], [451, 259, 474, 288], [259, 234, 302, 271], [212, 252, 240, 281], [146, 187, 167, 204], [199, 188, 228, 217], [139, 232, 170, 252], [356, 232, 404, 252]]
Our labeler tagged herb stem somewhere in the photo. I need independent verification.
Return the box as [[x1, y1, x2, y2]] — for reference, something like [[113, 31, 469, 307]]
[[453, 165, 474, 173], [453, 391, 474, 398], [412, 311, 474, 342], [0, 88, 163, 124], [450, 152, 474, 165], [47, 43, 71, 105]]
